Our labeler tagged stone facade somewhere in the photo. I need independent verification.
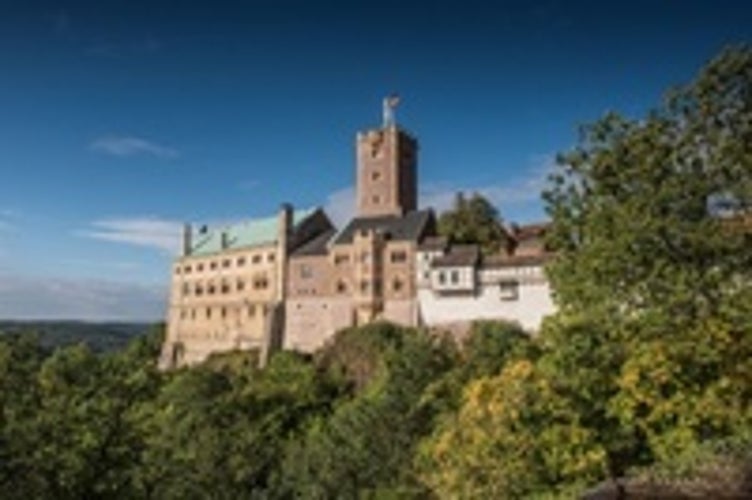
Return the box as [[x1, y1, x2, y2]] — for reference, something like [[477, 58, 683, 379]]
[[161, 101, 557, 367], [356, 126, 418, 217], [159, 206, 333, 368]]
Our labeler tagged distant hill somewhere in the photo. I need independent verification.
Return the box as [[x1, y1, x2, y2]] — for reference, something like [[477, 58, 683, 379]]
[[0, 321, 157, 352]]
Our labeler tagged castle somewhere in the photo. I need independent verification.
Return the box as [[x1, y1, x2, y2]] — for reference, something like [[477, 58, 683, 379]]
[[159, 99, 555, 369]]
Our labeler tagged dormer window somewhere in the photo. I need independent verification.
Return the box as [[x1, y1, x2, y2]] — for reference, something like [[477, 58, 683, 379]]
[[499, 281, 519, 301]]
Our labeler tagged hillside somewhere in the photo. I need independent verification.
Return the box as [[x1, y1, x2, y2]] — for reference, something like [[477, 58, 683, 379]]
[[0, 321, 156, 352]]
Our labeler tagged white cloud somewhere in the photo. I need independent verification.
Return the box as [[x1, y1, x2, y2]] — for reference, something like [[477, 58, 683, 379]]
[[0, 273, 165, 322], [419, 154, 556, 220], [90, 135, 179, 159], [0, 209, 18, 232], [320, 154, 556, 225], [324, 186, 355, 228], [79, 217, 183, 254]]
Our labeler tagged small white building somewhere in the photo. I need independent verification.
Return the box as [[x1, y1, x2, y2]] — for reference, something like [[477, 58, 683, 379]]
[[416, 224, 555, 332]]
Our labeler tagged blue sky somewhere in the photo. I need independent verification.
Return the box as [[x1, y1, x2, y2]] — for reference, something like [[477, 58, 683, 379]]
[[0, 1, 749, 320]]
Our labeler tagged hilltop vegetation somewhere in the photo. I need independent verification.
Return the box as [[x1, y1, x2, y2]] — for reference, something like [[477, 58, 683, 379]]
[[0, 321, 151, 352], [0, 46, 749, 498]]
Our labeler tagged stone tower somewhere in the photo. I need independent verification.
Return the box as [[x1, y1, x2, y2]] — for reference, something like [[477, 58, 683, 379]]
[[355, 97, 418, 217]]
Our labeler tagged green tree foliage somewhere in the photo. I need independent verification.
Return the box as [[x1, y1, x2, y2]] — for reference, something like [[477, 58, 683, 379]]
[[137, 350, 344, 499], [420, 359, 607, 499], [544, 47, 751, 317], [278, 325, 455, 498], [420, 320, 536, 416], [0, 327, 162, 499], [538, 44, 752, 483], [437, 192, 510, 254]]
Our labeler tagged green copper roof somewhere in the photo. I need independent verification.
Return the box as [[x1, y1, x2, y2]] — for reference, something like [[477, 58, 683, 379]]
[[189, 208, 315, 257]]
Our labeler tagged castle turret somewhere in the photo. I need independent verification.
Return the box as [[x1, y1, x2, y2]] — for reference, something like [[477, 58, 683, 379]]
[[182, 223, 193, 256], [356, 96, 418, 217]]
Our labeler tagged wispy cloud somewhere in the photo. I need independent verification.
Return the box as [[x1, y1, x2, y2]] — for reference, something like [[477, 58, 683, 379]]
[[419, 154, 555, 220], [90, 135, 179, 159], [0, 272, 166, 321], [0, 209, 18, 232], [321, 154, 555, 226], [324, 186, 356, 228], [79, 217, 183, 254]]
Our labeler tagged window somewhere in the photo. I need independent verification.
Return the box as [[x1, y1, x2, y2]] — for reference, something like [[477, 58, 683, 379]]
[[499, 281, 519, 301], [374, 279, 382, 294], [180, 309, 186, 319], [334, 254, 350, 265], [360, 280, 370, 292], [206, 307, 212, 319], [210, 261, 217, 270], [237, 279, 245, 291], [247, 305, 256, 317], [195, 284, 204, 296], [267, 253, 275, 263], [191, 309, 196, 320], [300, 264, 312, 279], [423, 271, 430, 280], [221, 282, 230, 294], [254, 276, 269, 290], [197, 263, 204, 272], [393, 278, 403, 292], [221, 307, 227, 318], [438, 271, 446, 285], [182, 283, 190, 296], [223, 259, 231, 268], [208, 283, 216, 295], [252, 255, 262, 264], [450, 270, 460, 284], [390, 250, 407, 263], [237, 257, 246, 266], [175, 267, 181, 275], [371, 171, 381, 181], [336, 280, 347, 293], [371, 195, 381, 204], [184, 265, 192, 274]]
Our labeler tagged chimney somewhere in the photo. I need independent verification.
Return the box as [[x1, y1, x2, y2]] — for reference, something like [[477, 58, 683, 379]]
[[221, 231, 229, 249], [276, 203, 293, 303], [278, 203, 293, 249], [183, 223, 192, 256]]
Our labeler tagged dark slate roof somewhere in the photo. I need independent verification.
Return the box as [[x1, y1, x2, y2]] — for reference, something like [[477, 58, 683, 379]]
[[332, 209, 434, 245], [482, 253, 551, 268], [432, 244, 480, 268], [291, 228, 337, 257], [418, 236, 448, 251]]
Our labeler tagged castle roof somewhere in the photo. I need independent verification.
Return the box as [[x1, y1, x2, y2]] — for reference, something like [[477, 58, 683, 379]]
[[332, 209, 434, 245], [432, 244, 480, 268], [188, 208, 316, 257], [418, 236, 448, 251], [482, 253, 551, 268], [290, 228, 337, 257]]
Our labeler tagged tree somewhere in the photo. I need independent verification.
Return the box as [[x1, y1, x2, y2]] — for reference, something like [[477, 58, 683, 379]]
[[540, 45, 752, 481], [419, 359, 607, 498], [279, 324, 455, 498], [438, 192, 510, 254], [544, 46, 752, 317]]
